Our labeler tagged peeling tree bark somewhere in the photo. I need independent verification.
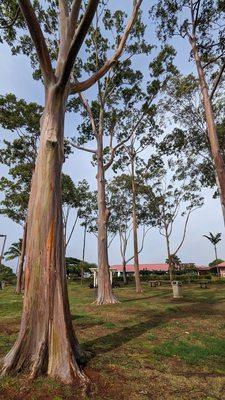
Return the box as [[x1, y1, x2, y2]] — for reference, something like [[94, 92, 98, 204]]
[[1, 89, 87, 384], [1, 0, 142, 382]]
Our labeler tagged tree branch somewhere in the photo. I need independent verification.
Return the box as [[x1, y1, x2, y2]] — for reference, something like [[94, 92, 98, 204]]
[[58, 0, 100, 89], [68, 0, 82, 39], [125, 226, 150, 264], [67, 139, 97, 154], [210, 62, 225, 101], [66, 213, 79, 248], [0, 6, 20, 28], [138, 226, 151, 254], [18, 0, 55, 85], [58, 0, 69, 45], [79, 92, 97, 136], [107, 232, 117, 248], [193, 0, 201, 35], [203, 53, 225, 70], [104, 112, 145, 171], [70, 0, 143, 94], [174, 209, 193, 255]]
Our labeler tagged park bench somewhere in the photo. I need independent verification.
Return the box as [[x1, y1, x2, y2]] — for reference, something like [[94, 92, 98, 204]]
[[112, 282, 121, 288], [149, 280, 161, 287], [199, 281, 210, 289], [89, 282, 121, 289]]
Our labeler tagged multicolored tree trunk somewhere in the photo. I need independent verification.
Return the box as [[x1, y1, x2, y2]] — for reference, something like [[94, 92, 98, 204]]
[[2, 91, 86, 384]]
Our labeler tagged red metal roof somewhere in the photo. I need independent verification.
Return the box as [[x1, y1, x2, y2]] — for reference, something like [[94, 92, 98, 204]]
[[111, 263, 169, 272], [196, 263, 225, 270], [216, 262, 225, 268]]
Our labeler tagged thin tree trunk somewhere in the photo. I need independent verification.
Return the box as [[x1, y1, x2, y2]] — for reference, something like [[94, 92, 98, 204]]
[[215, 245, 218, 260], [214, 245, 220, 276], [165, 229, 173, 283], [191, 37, 225, 225], [131, 155, 142, 293], [122, 259, 127, 285], [168, 255, 174, 283], [215, 174, 225, 226], [2, 90, 87, 385], [96, 135, 118, 304], [81, 224, 87, 285], [119, 229, 128, 285], [15, 257, 20, 275], [15, 222, 27, 295], [0, 235, 6, 265]]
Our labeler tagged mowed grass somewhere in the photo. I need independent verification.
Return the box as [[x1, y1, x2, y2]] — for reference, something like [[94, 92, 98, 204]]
[[1, 283, 225, 399]]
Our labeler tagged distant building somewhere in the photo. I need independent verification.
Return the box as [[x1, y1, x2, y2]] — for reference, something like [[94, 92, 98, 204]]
[[196, 265, 212, 275], [217, 262, 225, 277], [112, 263, 225, 277], [112, 264, 169, 277], [196, 262, 225, 277]]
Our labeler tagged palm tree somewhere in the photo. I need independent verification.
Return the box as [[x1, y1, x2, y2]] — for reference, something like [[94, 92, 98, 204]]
[[4, 240, 22, 263], [203, 232, 222, 260]]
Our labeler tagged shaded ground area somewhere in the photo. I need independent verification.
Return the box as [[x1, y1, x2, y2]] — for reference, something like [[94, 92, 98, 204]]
[[1, 283, 225, 399]]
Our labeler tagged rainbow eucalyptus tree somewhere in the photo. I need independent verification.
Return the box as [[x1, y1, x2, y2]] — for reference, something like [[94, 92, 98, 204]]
[[157, 73, 225, 214], [0, 0, 143, 384], [108, 174, 149, 286], [109, 46, 177, 293], [0, 94, 80, 293], [145, 169, 204, 282], [68, 4, 151, 303], [0, 94, 41, 294], [153, 0, 225, 225]]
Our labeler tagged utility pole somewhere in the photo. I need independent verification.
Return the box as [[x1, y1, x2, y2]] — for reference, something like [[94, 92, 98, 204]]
[[0, 234, 7, 265]]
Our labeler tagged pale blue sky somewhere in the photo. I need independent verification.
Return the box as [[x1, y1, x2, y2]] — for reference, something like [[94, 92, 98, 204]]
[[0, 1, 224, 270]]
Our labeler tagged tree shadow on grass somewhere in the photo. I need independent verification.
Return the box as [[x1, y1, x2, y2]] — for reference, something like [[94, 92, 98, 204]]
[[83, 312, 170, 356], [122, 296, 156, 303], [121, 290, 172, 303], [71, 314, 105, 330], [83, 297, 225, 359]]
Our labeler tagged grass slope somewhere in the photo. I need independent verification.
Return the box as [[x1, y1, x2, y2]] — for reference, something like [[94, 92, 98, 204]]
[[1, 283, 225, 399]]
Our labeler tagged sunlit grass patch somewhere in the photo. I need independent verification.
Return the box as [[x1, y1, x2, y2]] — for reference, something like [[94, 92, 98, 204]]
[[154, 334, 225, 372]]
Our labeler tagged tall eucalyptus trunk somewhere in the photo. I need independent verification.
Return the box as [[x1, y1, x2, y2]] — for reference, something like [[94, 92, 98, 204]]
[[131, 153, 142, 293], [2, 87, 86, 384], [96, 131, 118, 305], [1, 0, 141, 384], [190, 36, 225, 226], [81, 223, 87, 285], [122, 259, 128, 285], [165, 228, 173, 283], [119, 228, 128, 285]]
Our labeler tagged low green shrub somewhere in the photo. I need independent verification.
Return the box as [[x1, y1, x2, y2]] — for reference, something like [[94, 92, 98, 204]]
[[0, 264, 16, 285]]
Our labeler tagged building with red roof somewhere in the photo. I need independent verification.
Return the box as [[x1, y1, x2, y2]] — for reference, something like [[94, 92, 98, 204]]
[[112, 263, 169, 276], [112, 262, 225, 277], [215, 262, 225, 277], [196, 262, 225, 277]]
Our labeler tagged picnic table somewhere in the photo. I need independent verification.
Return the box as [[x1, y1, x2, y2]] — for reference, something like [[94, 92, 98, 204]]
[[149, 280, 161, 287], [199, 281, 210, 289]]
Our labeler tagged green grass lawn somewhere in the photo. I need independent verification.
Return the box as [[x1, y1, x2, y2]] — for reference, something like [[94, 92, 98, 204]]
[[1, 282, 225, 399]]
